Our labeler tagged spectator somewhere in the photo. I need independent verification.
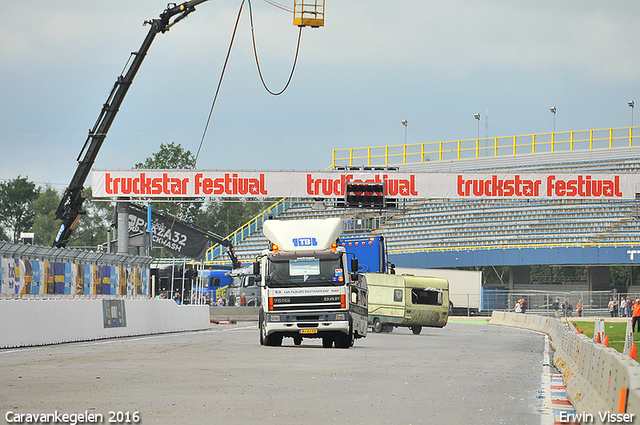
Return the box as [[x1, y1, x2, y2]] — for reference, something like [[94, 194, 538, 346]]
[[576, 300, 583, 317], [240, 293, 246, 306], [608, 298, 616, 317], [173, 292, 181, 305], [514, 300, 522, 313], [552, 298, 560, 319], [633, 299, 640, 333]]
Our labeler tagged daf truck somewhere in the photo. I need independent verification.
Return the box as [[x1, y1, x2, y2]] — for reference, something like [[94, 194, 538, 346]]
[[258, 218, 368, 348], [364, 273, 449, 334]]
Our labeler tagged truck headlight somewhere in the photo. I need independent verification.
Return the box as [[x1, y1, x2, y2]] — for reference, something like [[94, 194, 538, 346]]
[[334, 313, 346, 321], [270, 315, 280, 322]]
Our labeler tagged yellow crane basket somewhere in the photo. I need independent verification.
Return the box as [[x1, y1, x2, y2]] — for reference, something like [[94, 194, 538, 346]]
[[293, 0, 325, 27]]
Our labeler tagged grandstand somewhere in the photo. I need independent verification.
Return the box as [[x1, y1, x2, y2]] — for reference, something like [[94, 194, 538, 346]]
[[204, 125, 640, 295]]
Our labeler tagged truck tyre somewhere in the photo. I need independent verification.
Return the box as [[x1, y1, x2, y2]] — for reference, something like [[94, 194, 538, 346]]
[[334, 332, 352, 349], [268, 334, 283, 347], [322, 337, 333, 348], [293, 335, 303, 346], [261, 318, 281, 346], [411, 326, 422, 335], [373, 318, 383, 333]]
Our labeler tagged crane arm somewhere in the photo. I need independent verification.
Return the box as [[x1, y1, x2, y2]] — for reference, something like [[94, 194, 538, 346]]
[[206, 235, 242, 269], [53, 0, 210, 248]]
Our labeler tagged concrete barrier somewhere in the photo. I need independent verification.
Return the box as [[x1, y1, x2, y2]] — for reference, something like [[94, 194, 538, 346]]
[[0, 299, 210, 348], [209, 306, 259, 323], [489, 311, 640, 419]]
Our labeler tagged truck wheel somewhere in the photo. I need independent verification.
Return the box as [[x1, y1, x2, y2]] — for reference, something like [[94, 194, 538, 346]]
[[411, 326, 422, 335], [322, 337, 333, 348], [261, 319, 282, 346], [269, 334, 283, 347], [293, 335, 303, 346], [373, 318, 383, 333], [335, 332, 352, 349]]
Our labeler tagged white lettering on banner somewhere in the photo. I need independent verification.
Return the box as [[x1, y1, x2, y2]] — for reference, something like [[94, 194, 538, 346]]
[[92, 170, 637, 199]]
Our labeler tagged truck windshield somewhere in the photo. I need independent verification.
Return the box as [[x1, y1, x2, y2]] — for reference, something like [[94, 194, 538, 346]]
[[228, 276, 242, 288], [266, 255, 345, 288]]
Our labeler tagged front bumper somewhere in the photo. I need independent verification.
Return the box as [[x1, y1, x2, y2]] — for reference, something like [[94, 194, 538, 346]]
[[265, 311, 350, 336]]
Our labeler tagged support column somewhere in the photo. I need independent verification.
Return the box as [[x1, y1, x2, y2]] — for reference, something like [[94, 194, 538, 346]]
[[117, 199, 129, 254], [588, 266, 611, 291], [509, 266, 531, 290]]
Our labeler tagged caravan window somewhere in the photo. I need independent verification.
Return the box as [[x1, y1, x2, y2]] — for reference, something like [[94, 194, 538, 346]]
[[393, 289, 403, 303], [411, 288, 443, 305]]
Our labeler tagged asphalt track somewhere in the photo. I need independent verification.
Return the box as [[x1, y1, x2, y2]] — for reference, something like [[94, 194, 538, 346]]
[[0, 321, 554, 425]]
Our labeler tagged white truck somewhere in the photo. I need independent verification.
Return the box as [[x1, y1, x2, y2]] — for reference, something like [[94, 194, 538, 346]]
[[395, 267, 482, 315], [258, 218, 368, 348]]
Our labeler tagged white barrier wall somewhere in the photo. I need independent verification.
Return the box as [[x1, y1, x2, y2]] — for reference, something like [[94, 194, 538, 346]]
[[489, 312, 640, 420], [0, 299, 210, 348]]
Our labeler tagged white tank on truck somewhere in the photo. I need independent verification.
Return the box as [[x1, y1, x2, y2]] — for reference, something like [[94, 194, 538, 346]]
[[258, 218, 368, 348]]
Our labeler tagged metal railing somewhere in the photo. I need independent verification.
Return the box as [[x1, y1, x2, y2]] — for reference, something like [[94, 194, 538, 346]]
[[333, 126, 639, 167]]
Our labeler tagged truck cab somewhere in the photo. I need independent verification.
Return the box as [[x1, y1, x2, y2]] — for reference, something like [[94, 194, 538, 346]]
[[226, 268, 260, 306]]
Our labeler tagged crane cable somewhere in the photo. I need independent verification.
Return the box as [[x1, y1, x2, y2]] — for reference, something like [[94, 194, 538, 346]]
[[248, 0, 303, 96], [194, 0, 246, 166], [194, 0, 302, 165], [161, 1, 246, 260]]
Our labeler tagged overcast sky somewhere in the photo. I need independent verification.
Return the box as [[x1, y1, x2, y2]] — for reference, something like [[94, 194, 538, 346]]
[[2, 1, 639, 189]]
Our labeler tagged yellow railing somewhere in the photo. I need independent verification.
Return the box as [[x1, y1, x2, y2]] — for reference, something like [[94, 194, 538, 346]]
[[387, 241, 640, 255], [332, 126, 638, 167]]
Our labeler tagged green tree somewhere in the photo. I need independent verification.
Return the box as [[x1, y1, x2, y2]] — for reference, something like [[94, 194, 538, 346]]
[[134, 142, 199, 222], [0, 177, 39, 242], [196, 199, 273, 237], [32, 184, 61, 246], [67, 188, 112, 249]]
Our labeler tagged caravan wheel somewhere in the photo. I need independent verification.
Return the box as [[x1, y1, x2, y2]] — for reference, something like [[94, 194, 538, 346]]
[[373, 318, 383, 333]]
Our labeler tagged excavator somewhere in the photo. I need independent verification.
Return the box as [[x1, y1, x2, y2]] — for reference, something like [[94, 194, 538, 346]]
[[52, 1, 325, 249]]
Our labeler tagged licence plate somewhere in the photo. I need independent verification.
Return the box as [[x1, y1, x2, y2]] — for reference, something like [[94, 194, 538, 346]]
[[300, 329, 318, 334]]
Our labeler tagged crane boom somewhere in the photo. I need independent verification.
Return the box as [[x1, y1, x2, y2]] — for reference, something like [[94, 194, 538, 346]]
[[53, 0, 210, 248]]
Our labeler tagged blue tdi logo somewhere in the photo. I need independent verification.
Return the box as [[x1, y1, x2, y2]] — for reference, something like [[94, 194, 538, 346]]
[[292, 237, 318, 247]]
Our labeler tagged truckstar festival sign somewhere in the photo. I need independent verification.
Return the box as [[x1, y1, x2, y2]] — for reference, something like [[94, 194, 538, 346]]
[[92, 170, 639, 200]]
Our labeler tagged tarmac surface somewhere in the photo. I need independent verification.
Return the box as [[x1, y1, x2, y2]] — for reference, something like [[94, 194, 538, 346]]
[[0, 320, 553, 425]]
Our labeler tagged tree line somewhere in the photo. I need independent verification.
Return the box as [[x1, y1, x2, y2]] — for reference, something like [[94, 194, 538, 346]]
[[0, 143, 271, 256]]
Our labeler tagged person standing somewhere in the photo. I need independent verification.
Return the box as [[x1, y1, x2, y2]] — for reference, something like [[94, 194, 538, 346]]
[[633, 299, 640, 333], [576, 300, 583, 317], [553, 298, 560, 319]]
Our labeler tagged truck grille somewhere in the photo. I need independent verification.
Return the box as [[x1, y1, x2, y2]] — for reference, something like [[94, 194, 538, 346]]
[[271, 295, 342, 311]]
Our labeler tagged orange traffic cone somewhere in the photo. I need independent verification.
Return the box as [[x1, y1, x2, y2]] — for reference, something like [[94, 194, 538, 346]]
[[604, 335, 609, 347], [630, 344, 637, 360], [576, 326, 580, 333]]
